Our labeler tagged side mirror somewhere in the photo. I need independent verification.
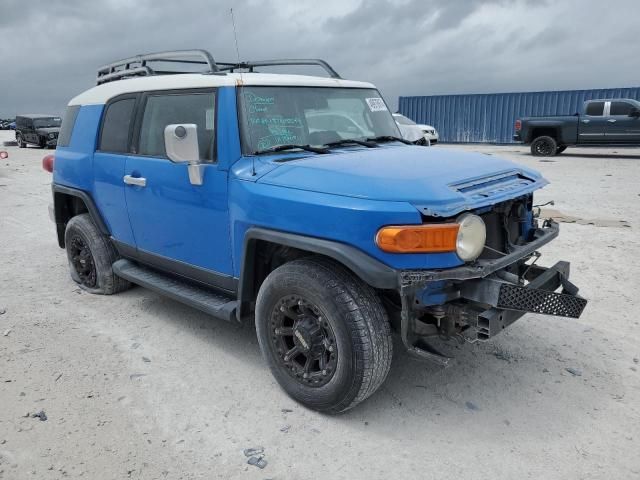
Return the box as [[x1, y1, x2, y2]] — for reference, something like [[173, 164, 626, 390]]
[[629, 108, 640, 117], [164, 124, 200, 163], [164, 124, 204, 186]]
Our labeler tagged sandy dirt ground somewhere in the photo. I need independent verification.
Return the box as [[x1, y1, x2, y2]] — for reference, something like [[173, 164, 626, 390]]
[[1, 130, 639, 479]]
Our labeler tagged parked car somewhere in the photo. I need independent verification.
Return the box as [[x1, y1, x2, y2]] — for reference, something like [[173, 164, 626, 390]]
[[392, 113, 429, 144], [15, 114, 61, 148], [0, 119, 15, 130], [393, 113, 439, 144], [48, 49, 586, 413], [8, 121, 16, 130], [514, 98, 640, 156]]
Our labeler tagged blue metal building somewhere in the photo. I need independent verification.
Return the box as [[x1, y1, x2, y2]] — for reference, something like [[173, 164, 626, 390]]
[[398, 87, 640, 144]]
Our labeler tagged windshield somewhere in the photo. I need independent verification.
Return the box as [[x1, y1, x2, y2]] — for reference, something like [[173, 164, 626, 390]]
[[393, 114, 416, 126], [33, 117, 61, 128], [239, 87, 401, 153]]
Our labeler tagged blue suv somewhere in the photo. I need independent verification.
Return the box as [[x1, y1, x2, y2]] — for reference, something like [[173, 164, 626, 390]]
[[49, 50, 586, 413]]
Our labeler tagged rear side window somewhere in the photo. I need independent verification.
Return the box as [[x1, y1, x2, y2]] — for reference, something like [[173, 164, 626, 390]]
[[585, 101, 604, 116], [138, 92, 216, 161], [610, 101, 634, 116], [99, 98, 136, 153], [57, 106, 80, 147]]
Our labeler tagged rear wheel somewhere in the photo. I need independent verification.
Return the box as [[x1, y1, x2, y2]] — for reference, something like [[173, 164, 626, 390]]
[[531, 136, 557, 156], [64, 214, 130, 294], [255, 256, 393, 413]]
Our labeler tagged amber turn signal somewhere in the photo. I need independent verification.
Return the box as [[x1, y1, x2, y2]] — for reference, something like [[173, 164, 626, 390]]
[[375, 224, 459, 253]]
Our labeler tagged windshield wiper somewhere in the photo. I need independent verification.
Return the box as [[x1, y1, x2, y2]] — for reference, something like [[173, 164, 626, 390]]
[[365, 135, 412, 145], [254, 144, 329, 155], [323, 138, 378, 149]]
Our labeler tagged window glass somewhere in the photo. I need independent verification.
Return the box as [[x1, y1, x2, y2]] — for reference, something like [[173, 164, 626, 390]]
[[58, 106, 80, 147], [99, 98, 136, 153], [239, 87, 399, 153], [585, 101, 604, 116], [138, 92, 216, 161], [610, 101, 634, 116], [33, 117, 61, 128]]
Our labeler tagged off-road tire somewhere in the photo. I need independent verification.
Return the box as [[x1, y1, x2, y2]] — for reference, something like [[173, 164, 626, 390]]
[[531, 136, 557, 157], [64, 214, 130, 295], [255, 256, 393, 414], [16, 134, 25, 148], [556, 145, 567, 154]]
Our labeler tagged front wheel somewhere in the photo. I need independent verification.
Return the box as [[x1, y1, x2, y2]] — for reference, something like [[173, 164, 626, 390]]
[[255, 257, 393, 413], [64, 214, 131, 294], [531, 136, 557, 156], [16, 134, 25, 148]]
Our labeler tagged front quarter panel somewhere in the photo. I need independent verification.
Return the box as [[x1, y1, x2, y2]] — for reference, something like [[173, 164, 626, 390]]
[[228, 174, 464, 277]]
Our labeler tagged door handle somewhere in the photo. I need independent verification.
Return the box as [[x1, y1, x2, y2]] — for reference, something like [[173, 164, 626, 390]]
[[607, 119, 617, 123], [581, 119, 590, 124], [123, 175, 146, 187]]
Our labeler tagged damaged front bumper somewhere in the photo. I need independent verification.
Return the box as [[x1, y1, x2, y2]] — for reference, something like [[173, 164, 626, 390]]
[[397, 220, 587, 364]]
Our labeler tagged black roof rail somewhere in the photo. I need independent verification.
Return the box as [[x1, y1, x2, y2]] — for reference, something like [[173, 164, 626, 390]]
[[96, 49, 220, 85], [217, 59, 341, 79], [96, 50, 341, 85]]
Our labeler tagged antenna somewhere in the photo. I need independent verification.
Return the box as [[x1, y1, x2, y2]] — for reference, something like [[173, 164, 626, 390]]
[[230, 8, 256, 176]]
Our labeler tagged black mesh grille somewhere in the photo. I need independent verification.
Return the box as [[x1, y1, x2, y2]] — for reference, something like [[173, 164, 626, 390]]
[[497, 284, 587, 318]]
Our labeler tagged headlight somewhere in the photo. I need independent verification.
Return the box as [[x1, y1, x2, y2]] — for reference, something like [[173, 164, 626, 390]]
[[456, 213, 486, 261]]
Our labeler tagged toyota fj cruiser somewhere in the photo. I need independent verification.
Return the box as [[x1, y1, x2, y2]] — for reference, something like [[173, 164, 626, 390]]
[[49, 50, 587, 413]]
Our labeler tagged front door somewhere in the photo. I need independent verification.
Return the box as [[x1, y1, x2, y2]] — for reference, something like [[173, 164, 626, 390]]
[[606, 100, 640, 143], [123, 89, 235, 291], [578, 101, 607, 143]]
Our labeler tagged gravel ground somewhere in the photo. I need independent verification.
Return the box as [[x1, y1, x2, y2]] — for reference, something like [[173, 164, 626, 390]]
[[1, 131, 639, 479]]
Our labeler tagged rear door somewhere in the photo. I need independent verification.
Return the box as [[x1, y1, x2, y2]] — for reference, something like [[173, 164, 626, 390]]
[[93, 95, 138, 247], [123, 88, 234, 290], [578, 101, 607, 143], [606, 101, 640, 143]]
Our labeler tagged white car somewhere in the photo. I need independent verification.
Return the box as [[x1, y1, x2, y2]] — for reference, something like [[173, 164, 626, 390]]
[[393, 113, 439, 144]]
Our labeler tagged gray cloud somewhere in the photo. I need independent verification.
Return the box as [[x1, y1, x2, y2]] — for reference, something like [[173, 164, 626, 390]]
[[0, 0, 639, 117]]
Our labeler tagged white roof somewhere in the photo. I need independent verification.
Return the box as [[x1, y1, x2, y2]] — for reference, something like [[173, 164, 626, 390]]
[[69, 73, 375, 106]]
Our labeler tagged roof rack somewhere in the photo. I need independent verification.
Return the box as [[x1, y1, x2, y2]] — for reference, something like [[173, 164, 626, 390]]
[[217, 59, 341, 79], [96, 49, 220, 85], [96, 50, 341, 85]]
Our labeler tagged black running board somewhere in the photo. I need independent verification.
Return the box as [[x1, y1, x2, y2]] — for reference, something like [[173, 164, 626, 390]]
[[113, 259, 238, 322]]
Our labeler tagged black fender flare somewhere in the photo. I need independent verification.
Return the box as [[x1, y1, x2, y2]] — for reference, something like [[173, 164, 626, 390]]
[[52, 184, 110, 247], [236, 227, 397, 320]]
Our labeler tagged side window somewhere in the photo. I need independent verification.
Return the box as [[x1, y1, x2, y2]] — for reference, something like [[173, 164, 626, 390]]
[[99, 98, 136, 153], [57, 105, 80, 147], [610, 101, 634, 116], [585, 101, 604, 116], [138, 92, 216, 161]]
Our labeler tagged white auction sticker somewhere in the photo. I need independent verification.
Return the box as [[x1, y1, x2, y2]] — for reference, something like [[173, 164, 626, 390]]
[[366, 97, 387, 112]]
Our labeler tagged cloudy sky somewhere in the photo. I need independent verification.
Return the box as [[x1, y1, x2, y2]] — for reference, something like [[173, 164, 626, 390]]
[[1, 0, 639, 117]]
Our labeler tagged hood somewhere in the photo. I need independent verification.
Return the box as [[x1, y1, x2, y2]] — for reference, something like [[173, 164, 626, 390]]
[[258, 146, 548, 217], [36, 127, 60, 135]]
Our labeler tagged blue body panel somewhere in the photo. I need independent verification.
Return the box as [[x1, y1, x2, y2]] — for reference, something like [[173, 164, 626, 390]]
[[54, 84, 550, 285], [53, 105, 101, 192]]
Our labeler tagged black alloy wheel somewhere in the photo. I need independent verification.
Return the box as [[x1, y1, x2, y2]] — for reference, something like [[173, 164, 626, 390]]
[[269, 295, 338, 387], [531, 135, 557, 157], [68, 234, 97, 288]]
